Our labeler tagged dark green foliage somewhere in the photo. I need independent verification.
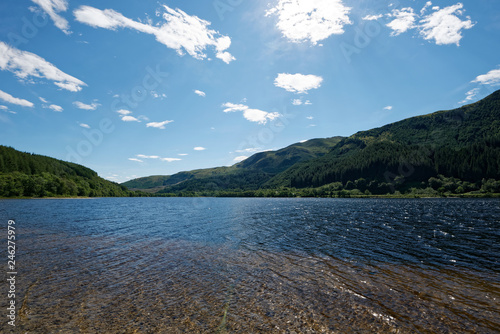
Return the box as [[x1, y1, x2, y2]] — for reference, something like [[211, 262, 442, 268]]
[[0, 146, 135, 198], [122, 90, 500, 197]]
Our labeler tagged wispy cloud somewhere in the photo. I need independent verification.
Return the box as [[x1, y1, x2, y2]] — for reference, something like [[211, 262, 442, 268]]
[[79, 123, 90, 128], [222, 102, 280, 125], [292, 98, 312, 106], [472, 67, 500, 85], [362, 14, 383, 21], [459, 88, 479, 104], [121, 116, 140, 122], [0, 42, 86, 92], [74, 5, 235, 63], [31, 0, 71, 34], [0, 89, 34, 107], [235, 148, 261, 153], [194, 90, 206, 97], [0, 105, 16, 114], [266, 0, 352, 44], [146, 120, 174, 129], [133, 154, 181, 162], [274, 73, 323, 94], [194, 147, 206, 151], [128, 158, 143, 163], [384, 105, 393, 110], [73, 101, 100, 110], [48, 104, 63, 112]]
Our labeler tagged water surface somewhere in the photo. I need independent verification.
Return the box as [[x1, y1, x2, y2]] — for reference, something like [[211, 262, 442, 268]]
[[1, 198, 499, 333]]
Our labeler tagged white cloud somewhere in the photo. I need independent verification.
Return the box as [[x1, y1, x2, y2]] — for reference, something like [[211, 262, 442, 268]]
[[233, 156, 248, 163], [74, 5, 235, 63], [419, 3, 474, 46], [31, 0, 71, 34], [266, 0, 352, 44], [0, 105, 16, 114], [420, 1, 433, 15], [472, 68, 500, 85], [386, 8, 417, 36], [459, 88, 479, 104], [194, 147, 206, 151], [235, 148, 261, 153], [306, 116, 314, 120], [79, 123, 90, 128], [385, 3, 474, 46], [161, 158, 182, 162], [48, 104, 63, 112], [384, 105, 393, 110], [116, 109, 132, 115], [292, 98, 312, 105], [222, 103, 247, 113], [39, 97, 48, 103], [146, 120, 173, 129], [121, 116, 140, 122], [194, 90, 206, 97], [178, 153, 189, 156], [151, 91, 167, 99], [73, 101, 100, 110], [137, 155, 160, 159], [0, 89, 34, 107], [274, 73, 323, 94], [128, 158, 143, 163], [0, 42, 86, 92], [363, 14, 383, 21], [222, 102, 280, 125]]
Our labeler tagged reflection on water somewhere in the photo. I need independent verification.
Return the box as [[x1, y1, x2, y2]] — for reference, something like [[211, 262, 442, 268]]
[[1, 198, 499, 333]]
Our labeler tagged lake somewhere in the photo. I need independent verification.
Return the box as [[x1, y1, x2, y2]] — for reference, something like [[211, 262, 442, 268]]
[[1, 198, 499, 333]]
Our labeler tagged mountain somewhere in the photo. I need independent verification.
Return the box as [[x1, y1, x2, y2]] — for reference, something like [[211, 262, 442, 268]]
[[266, 90, 500, 192], [122, 136, 344, 192], [0, 146, 134, 197], [124, 90, 500, 197]]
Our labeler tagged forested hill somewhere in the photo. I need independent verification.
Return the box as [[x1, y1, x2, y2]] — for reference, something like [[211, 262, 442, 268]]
[[266, 89, 500, 194], [124, 90, 500, 197], [0, 146, 133, 197], [122, 136, 344, 191]]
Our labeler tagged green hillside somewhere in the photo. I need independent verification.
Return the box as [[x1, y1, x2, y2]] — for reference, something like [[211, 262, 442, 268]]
[[0, 146, 134, 198], [124, 90, 500, 197], [122, 136, 343, 192], [266, 90, 500, 193]]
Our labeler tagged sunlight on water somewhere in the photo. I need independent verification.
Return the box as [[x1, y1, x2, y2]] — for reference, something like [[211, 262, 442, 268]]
[[1, 198, 499, 333]]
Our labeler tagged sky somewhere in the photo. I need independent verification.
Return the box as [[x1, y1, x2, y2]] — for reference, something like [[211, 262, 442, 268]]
[[0, 0, 499, 183]]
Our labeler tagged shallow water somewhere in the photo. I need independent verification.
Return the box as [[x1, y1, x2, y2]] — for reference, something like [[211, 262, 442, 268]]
[[1, 198, 499, 333]]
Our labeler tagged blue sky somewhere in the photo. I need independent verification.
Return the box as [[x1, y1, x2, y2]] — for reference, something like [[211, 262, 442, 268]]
[[0, 0, 499, 183]]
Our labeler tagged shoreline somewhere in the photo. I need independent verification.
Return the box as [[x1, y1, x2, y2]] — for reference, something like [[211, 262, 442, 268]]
[[1, 193, 499, 200]]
